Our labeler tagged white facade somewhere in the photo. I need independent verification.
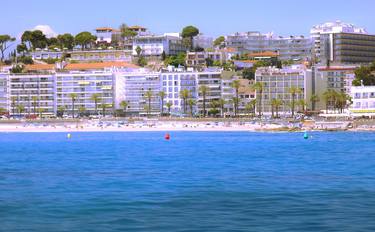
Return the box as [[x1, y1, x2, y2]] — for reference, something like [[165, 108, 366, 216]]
[[56, 70, 114, 115], [132, 34, 186, 56], [226, 31, 312, 61], [350, 86, 375, 115], [193, 34, 213, 49], [8, 74, 56, 116], [160, 68, 222, 115], [0, 72, 8, 111], [114, 69, 160, 116]]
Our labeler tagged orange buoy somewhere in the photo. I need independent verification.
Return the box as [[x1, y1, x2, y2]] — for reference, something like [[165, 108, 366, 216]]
[[164, 133, 170, 140]]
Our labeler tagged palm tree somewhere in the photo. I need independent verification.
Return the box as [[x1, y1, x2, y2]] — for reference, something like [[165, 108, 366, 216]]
[[57, 106, 65, 118], [199, 85, 209, 117], [17, 104, 25, 116], [336, 92, 351, 113], [231, 80, 240, 117], [166, 102, 173, 116], [310, 94, 320, 111], [288, 86, 302, 117], [90, 93, 101, 115], [297, 99, 307, 112], [144, 90, 153, 116], [119, 100, 128, 117], [187, 99, 195, 117], [158, 91, 166, 116], [180, 89, 190, 115], [271, 98, 283, 118], [32, 96, 38, 115], [37, 108, 44, 118], [245, 102, 253, 117], [101, 103, 108, 117], [323, 89, 336, 114], [218, 98, 226, 117], [252, 82, 264, 117], [69, 93, 78, 118], [11, 96, 16, 115], [249, 99, 257, 117], [79, 106, 86, 118]]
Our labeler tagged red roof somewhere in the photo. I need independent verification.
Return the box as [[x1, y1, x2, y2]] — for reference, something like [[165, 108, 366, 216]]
[[317, 66, 356, 71], [25, 62, 139, 71]]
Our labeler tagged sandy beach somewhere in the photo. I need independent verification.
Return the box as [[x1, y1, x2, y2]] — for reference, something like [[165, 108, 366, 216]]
[[0, 120, 292, 133], [0, 118, 373, 133]]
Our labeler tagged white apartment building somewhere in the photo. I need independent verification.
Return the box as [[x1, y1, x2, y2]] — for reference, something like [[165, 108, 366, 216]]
[[255, 66, 312, 115], [132, 34, 187, 56], [115, 69, 160, 116], [0, 72, 8, 112], [193, 34, 213, 49], [350, 86, 375, 116], [8, 73, 56, 116], [160, 68, 197, 115], [226, 31, 312, 61], [160, 67, 222, 115], [95, 27, 120, 44], [56, 70, 114, 116]]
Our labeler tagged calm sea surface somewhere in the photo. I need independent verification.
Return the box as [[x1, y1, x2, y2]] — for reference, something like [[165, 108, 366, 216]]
[[1, 132, 375, 231]]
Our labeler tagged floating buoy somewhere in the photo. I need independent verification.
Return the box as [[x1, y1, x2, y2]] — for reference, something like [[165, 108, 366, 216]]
[[67, 133, 71, 139], [164, 133, 170, 140], [303, 131, 308, 139]]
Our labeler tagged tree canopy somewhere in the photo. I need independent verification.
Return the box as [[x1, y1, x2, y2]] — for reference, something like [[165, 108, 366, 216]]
[[352, 61, 375, 86], [213, 36, 225, 47], [0, 34, 16, 61], [57, 33, 75, 50], [181, 26, 199, 50], [75, 31, 97, 50], [21, 30, 48, 50], [119, 24, 137, 38], [181, 26, 199, 38], [164, 52, 186, 67]]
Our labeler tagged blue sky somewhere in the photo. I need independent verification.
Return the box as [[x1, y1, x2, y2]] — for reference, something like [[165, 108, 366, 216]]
[[1, 0, 374, 38]]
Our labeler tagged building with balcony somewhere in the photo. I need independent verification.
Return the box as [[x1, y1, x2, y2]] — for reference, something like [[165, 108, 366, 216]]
[[0, 72, 8, 112], [132, 34, 187, 56], [95, 27, 120, 44], [350, 85, 375, 116], [226, 31, 312, 61], [114, 69, 160, 116], [319, 32, 375, 64], [196, 69, 222, 116], [313, 65, 357, 110], [255, 66, 312, 115], [310, 20, 367, 61], [8, 73, 56, 116], [193, 34, 213, 49]]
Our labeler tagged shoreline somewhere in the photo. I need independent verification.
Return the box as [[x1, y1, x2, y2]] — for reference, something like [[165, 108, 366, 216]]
[[0, 119, 374, 133], [0, 126, 372, 133]]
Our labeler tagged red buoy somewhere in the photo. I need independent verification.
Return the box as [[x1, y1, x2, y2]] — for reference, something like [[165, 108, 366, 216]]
[[165, 133, 170, 140]]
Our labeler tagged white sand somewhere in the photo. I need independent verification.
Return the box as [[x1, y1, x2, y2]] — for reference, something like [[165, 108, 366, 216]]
[[0, 121, 287, 133]]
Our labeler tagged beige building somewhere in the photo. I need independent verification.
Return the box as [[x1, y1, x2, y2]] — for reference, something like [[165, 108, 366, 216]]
[[255, 66, 312, 115], [313, 66, 357, 111]]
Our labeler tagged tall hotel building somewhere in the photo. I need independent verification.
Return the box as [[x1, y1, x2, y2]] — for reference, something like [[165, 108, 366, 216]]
[[310, 20, 375, 64]]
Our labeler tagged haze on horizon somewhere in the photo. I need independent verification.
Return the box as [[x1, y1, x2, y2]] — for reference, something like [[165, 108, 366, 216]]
[[1, 0, 374, 38]]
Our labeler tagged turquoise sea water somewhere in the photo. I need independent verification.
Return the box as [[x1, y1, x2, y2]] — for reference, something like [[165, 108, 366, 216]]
[[1, 131, 375, 231]]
